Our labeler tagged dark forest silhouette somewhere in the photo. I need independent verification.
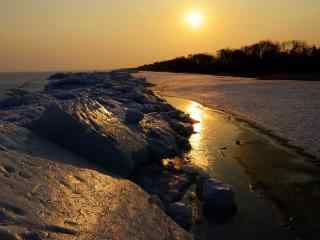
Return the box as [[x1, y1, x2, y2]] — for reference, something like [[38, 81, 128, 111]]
[[139, 40, 320, 79]]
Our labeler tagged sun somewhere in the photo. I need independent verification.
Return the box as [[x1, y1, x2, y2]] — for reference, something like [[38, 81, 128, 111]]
[[186, 11, 204, 29]]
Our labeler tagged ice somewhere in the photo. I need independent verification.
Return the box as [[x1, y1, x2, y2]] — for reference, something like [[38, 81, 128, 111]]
[[140, 71, 320, 158]]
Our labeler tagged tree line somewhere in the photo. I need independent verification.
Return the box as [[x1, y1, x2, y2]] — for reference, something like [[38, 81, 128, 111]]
[[138, 40, 320, 78]]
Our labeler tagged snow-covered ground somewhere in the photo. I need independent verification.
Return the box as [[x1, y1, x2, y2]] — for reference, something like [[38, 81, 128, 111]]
[[138, 71, 320, 158]]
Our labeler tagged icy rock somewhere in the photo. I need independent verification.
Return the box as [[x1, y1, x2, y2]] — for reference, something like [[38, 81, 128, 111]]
[[197, 177, 237, 223], [140, 113, 181, 159], [110, 70, 131, 81], [0, 123, 192, 240], [31, 98, 149, 176], [46, 73, 105, 89], [168, 202, 193, 230], [125, 108, 144, 124], [0, 93, 54, 110], [135, 165, 194, 204]]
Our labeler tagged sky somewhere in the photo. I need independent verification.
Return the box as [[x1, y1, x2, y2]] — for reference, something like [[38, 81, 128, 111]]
[[1, 0, 319, 72]]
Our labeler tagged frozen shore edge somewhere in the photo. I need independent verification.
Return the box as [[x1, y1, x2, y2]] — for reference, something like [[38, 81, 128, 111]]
[[0, 71, 236, 239]]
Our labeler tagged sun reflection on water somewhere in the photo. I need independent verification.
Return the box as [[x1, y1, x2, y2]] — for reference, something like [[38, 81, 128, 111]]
[[187, 102, 203, 122], [186, 102, 209, 168], [187, 102, 203, 136]]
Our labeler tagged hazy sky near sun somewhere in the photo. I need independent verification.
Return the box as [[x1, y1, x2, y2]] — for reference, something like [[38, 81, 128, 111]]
[[1, 0, 319, 72]]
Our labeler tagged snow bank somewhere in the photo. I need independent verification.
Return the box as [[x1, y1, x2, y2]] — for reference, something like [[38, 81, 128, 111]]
[[139, 72, 320, 158]]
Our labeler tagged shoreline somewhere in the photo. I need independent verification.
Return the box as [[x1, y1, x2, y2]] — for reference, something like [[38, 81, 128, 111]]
[[157, 93, 319, 161], [138, 71, 320, 160], [1, 71, 319, 239], [0, 71, 244, 239], [137, 70, 320, 81], [163, 96, 320, 239], [0, 71, 199, 239]]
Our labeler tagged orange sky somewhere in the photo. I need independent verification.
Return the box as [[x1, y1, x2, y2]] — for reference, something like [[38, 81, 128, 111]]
[[1, 0, 319, 72]]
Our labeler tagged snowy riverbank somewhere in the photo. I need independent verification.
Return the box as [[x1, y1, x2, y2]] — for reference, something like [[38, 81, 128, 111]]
[[138, 72, 320, 158], [0, 71, 198, 239], [0, 71, 241, 239]]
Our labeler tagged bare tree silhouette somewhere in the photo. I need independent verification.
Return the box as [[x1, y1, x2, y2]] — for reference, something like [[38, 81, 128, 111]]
[[139, 40, 320, 79]]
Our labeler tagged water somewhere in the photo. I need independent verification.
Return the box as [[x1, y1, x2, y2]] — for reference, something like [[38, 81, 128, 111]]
[[165, 97, 310, 240], [0, 73, 318, 239]]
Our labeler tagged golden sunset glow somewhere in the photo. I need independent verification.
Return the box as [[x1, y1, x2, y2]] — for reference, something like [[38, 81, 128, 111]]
[[186, 101, 208, 169], [1, 1, 319, 72], [187, 101, 203, 150], [186, 11, 204, 29], [187, 102, 203, 133], [187, 102, 203, 122]]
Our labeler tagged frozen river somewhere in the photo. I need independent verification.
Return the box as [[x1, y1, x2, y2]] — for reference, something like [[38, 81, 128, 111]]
[[1, 71, 320, 158], [138, 72, 320, 158]]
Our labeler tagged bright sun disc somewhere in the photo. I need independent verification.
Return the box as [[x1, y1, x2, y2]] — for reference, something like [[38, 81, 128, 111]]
[[186, 11, 204, 29]]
